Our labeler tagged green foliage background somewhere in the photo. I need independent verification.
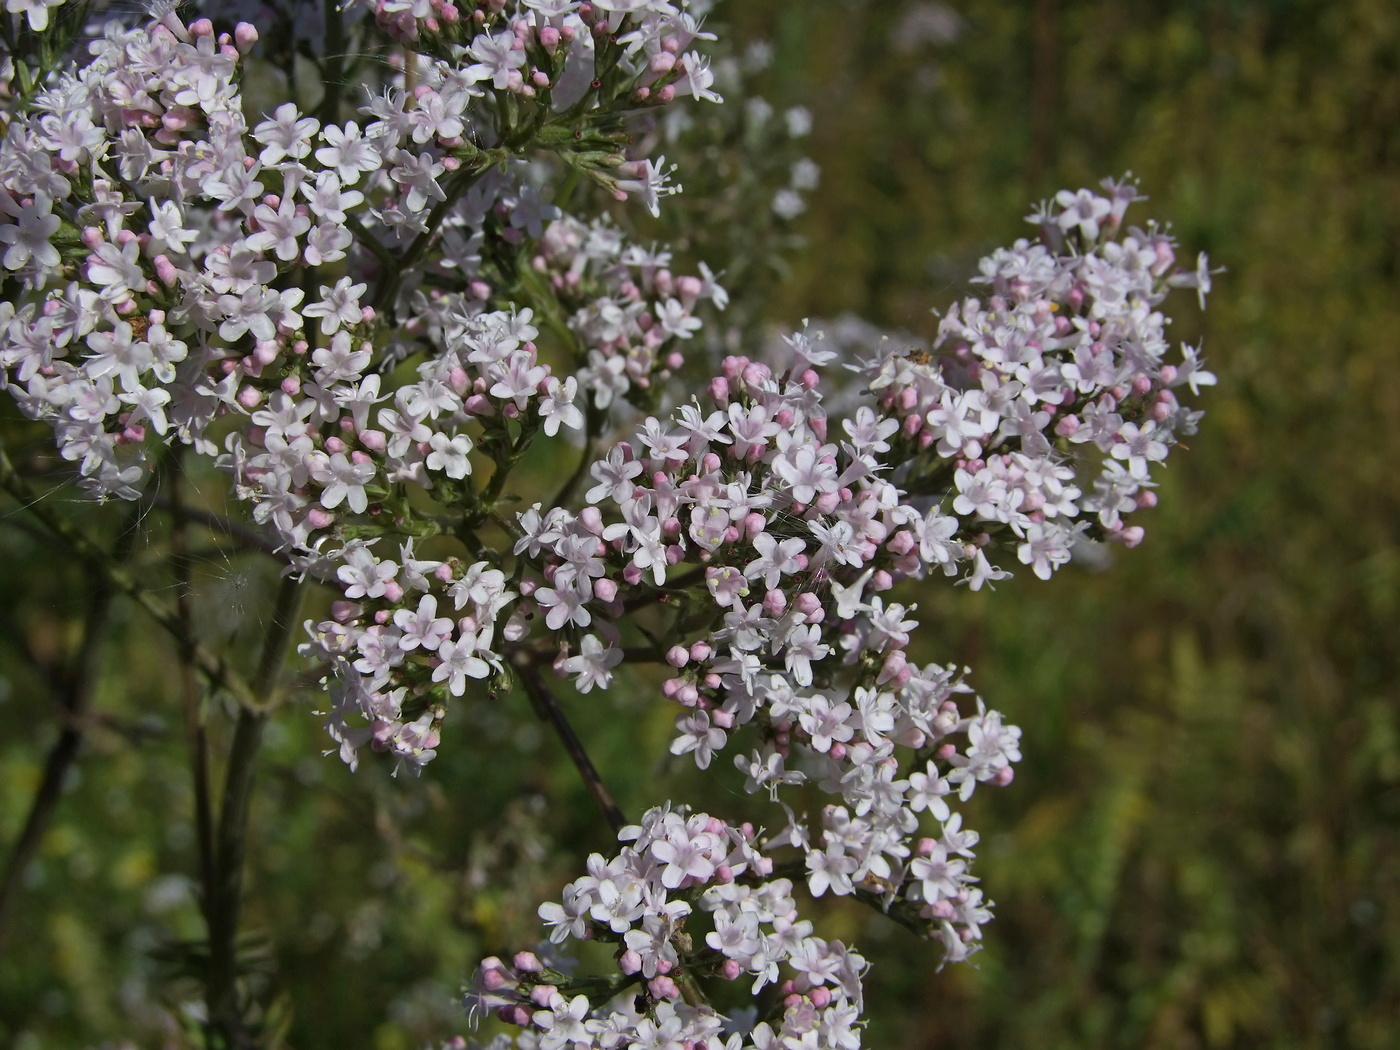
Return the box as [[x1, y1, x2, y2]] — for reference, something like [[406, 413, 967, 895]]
[[2, 1, 1398, 1047]]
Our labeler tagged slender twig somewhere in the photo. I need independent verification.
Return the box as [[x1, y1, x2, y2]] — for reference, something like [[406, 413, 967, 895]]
[[168, 450, 216, 929], [150, 496, 285, 560], [315, 0, 347, 127], [371, 164, 490, 312], [0, 446, 264, 712], [549, 428, 596, 512], [517, 663, 626, 834], [0, 502, 141, 958], [205, 574, 305, 1049]]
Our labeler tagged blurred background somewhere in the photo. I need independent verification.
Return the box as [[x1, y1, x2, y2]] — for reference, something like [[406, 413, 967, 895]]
[[2, 0, 1399, 1047]]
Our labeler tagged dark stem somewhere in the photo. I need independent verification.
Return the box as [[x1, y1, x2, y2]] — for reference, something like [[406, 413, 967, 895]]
[[518, 664, 626, 834], [168, 451, 217, 927], [315, 0, 347, 126], [0, 446, 264, 711], [1026, 0, 1060, 191], [0, 503, 141, 957], [151, 494, 287, 561], [205, 575, 304, 1049]]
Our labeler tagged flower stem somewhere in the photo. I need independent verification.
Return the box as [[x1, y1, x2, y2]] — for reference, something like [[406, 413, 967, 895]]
[[0, 500, 142, 959], [205, 574, 304, 1048], [0, 446, 265, 712], [517, 663, 626, 834]]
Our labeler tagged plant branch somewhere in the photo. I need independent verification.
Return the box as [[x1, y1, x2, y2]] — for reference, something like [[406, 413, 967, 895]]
[[0, 446, 265, 713], [205, 574, 305, 1048], [0, 501, 141, 959], [517, 663, 626, 834], [168, 450, 217, 930], [151, 494, 287, 560]]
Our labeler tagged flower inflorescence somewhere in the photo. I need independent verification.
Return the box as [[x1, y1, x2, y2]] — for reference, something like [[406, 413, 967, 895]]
[[0, 2, 1216, 1045]]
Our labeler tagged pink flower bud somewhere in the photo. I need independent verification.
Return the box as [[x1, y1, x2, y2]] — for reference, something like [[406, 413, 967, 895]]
[[720, 959, 742, 980], [619, 949, 643, 975], [359, 429, 387, 452], [153, 254, 180, 286], [307, 508, 334, 529], [593, 578, 618, 603], [648, 976, 680, 1000], [513, 951, 543, 973], [762, 589, 787, 616], [528, 984, 556, 1007], [331, 600, 361, 623], [689, 640, 712, 662], [1114, 525, 1145, 548]]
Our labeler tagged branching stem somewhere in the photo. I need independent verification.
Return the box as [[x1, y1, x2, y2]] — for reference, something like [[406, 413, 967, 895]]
[[518, 663, 626, 834]]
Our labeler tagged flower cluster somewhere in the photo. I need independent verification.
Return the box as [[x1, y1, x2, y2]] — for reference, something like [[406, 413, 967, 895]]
[[0, 2, 1218, 1045], [466, 805, 867, 1050], [0, 1, 719, 500]]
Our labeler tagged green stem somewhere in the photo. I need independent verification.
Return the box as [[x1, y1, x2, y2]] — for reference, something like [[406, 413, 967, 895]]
[[315, 0, 347, 126], [371, 163, 493, 313], [0, 500, 141, 959]]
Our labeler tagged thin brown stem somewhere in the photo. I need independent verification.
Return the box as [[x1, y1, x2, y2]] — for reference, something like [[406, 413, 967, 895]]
[[168, 451, 217, 926], [152, 494, 286, 560], [205, 574, 304, 1049], [517, 663, 626, 834]]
